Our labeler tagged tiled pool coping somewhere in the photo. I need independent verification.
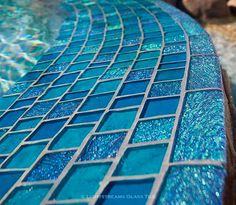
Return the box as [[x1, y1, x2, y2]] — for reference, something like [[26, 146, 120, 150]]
[[0, 0, 229, 204]]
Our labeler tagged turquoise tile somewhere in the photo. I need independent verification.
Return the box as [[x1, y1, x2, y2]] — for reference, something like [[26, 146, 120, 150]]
[[51, 163, 110, 200], [101, 67, 128, 80], [114, 144, 167, 176], [0, 109, 27, 128], [13, 118, 42, 131], [40, 85, 70, 100], [66, 62, 90, 73], [97, 109, 137, 132], [50, 124, 94, 150], [0, 96, 18, 110], [131, 117, 175, 143], [119, 80, 149, 96], [92, 79, 121, 94], [11, 98, 36, 109], [155, 69, 185, 81], [0, 132, 30, 154], [80, 93, 113, 112], [81, 67, 106, 78], [0, 171, 23, 199], [70, 110, 104, 124], [3, 184, 51, 205], [70, 78, 97, 92], [3, 143, 46, 168]]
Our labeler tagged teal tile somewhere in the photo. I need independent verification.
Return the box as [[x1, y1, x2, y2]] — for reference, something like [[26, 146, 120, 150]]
[[92, 79, 121, 94], [70, 78, 97, 92], [114, 144, 167, 176], [97, 109, 137, 132], [3, 184, 51, 205], [0, 96, 18, 110], [51, 163, 110, 200], [3, 143, 46, 168], [50, 124, 94, 150], [40, 85, 70, 100]]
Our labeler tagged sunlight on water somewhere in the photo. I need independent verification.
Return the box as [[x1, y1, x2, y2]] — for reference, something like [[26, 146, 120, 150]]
[[0, 0, 68, 94]]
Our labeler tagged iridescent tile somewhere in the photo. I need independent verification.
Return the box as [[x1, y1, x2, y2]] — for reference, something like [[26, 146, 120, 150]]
[[131, 117, 175, 143], [156, 166, 226, 205], [114, 144, 167, 176], [101, 67, 128, 80], [46, 63, 69, 73], [51, 163, 110, 200], [79, 132, 126, 161], [126, 68, 153, 81], [46, 100, 81, 119], [149, 81, 182, 97], [6, 82, 31, 95], [3, 184, 51, 205], [25, 150, 75, 181], [23, 100, 56, 118], [187, 56, 222, 90], [190, 34, 215, 55], [172, 90, 226, 161], [20, 85, 48, 99]]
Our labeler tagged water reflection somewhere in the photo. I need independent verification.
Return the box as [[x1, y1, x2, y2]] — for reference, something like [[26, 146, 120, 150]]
[[0, 0, 68, 94]]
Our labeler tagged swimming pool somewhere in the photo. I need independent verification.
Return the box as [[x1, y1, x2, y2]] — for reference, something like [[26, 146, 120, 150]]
[[0, 0, 228, 204]]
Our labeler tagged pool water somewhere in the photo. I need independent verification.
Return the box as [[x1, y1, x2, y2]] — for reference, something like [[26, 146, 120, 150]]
[[0, 0, 68, 94]]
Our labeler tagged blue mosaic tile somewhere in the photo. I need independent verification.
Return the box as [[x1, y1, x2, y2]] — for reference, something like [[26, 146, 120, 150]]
[[25, 150, 75, 181], [0, 171, 23, 199], [97, 179, 154, 205], [50, 163, 110, 200], [3, 184, 52, 205], [114, 144, 167, 176], [79, 132, 126, 161], [172, 90, 226, 162], [23, 100, 56, 118], [27, 119, 67, 141], [46, 100, 81, 119], [156, 166, 226, 204], [50, 124, 94, 150], [0, 0, 227, 204], [131, 117, 175, 143]]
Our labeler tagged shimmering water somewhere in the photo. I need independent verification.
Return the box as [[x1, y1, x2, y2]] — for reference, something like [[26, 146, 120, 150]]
[[0, 0, 68, 94]]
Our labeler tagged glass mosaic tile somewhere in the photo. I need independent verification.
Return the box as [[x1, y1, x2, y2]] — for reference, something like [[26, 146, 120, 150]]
[[80, 93, 113, 112], [25, 150, 75, 181], [92, 79, 121, 94], [97, 109, 137, 132], [23, 100, 56, 118], [0, 171, 23, 199], [27, 119, 67, 141], [46, 100, 81, 119], [50, 124, 94, 150], [112, 95, 144, 109], [2, 143, 46, 168], [0, 0, 227, 204], [156, 166, 225, 205], [131, 117, 175, 143], [141, 97, 179, 118], [119, 80, 149, 96], [97, 179, 154, 205], [172, 90, 226, 162], [149, 81, 182, 97], [3, 184, 51, 205], [51, 163, 110, 200], [12, 117, 42, 131], [79, 132, 126, 161], [114, 144, 167, 176]]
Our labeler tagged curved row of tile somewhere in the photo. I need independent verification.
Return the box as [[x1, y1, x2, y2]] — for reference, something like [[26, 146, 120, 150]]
[[0, 0, 226, 204]]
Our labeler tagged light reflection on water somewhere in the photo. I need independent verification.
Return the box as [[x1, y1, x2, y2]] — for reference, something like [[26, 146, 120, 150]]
[[0, 0, 68, 94]]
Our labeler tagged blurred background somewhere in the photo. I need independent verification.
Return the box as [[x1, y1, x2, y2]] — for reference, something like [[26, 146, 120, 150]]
[[0, 0, 235, 106]]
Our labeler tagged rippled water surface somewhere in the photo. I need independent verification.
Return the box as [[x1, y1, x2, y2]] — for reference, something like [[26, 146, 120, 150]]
[[0, 0, 68, 94]]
